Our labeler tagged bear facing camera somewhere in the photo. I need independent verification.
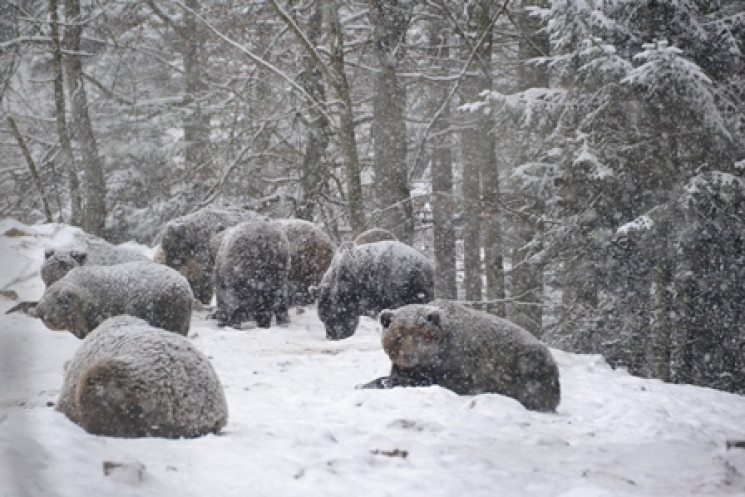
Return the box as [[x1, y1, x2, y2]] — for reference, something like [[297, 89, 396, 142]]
[[362, 299, 561, 412]]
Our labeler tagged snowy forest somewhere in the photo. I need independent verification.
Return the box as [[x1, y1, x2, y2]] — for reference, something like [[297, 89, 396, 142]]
[[1, 0, 744, 395]]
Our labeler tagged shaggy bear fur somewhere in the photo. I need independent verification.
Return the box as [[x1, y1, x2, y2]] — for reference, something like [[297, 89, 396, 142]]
[[158, 206, 256, 304], [362, 299, 561, 412], [316, 241, 434, 340], [33, 261, 193, 338], [41, 238, 148, 287], [212, 219, 290, 328], [57, 316, 228, 438], [274, 219, 335, 306], [354, 228, 398, 245]]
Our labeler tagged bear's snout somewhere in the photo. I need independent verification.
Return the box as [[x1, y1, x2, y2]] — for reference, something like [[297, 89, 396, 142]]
[[397, 350, 420, 368]]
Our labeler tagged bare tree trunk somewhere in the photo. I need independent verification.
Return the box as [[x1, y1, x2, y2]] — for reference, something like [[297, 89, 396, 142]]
[[323, 0, 365, 234], [650, 217, 674, 382], [509, 0, 550, 334], [369, 0, 413, 243], [0, 1, 19, 105], [8, 116, 54, 222], [475, 2, 505, 317], [460, 125, 483, 307], [49, 0, 82, 226], [294, 0, 330, 221], [147, 0, 211, 192], [63, 0, 107, 236], [460, 1, 506, 314], [182, 0, 210, 185], [428, 20, 457, 300]]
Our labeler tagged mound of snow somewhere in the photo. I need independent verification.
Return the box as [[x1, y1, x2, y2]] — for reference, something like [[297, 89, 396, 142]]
[[1, 219, 744, 497]]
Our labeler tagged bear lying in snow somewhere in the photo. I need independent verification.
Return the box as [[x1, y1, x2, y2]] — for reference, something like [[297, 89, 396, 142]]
[[211, 219, 290, 328], [158, 206, 256, 304], [315, 241, 434, 340], [32, 261, 193, 338], [41, 238, 148, 287], [274, 218, 335, 306], [362, 299, 561, 412], [354, 228, 398, 245], [57, 315, 228, 438]]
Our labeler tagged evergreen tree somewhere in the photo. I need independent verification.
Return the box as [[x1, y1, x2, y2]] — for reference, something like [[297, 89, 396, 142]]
[[486, 0, 745, 390]]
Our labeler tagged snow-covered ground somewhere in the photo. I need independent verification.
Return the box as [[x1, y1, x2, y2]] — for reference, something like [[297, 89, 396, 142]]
[[1, 218, 745, 497]]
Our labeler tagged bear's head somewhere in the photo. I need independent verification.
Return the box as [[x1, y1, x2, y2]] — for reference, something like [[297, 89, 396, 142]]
[[316, 243, 361, 340], [41, 248, 88, 287], [35, 283, 90, 338], [380, 305, 444, 369], [159, 222, 191, 269]]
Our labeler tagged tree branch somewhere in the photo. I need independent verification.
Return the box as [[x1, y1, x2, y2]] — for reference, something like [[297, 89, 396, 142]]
[[266, 0, 334, 84], [410, 2, 511, 178], [172, 0, 333, 125], [7, 116, 54, 222], [145, 0, 189, 39]]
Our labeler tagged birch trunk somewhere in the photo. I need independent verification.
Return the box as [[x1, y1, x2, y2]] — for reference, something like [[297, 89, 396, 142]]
[[50, 0, 82, 226]]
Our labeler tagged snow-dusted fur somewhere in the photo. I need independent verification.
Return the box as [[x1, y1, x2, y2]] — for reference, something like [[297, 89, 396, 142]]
[[316, 241, 434, 340], [41, 239, 148, 287], [353, 228, 398, 245], [159, 207, 256, 304], [363, 299, 561, 412], [56, 316, 228, 438], [212, 219, 290, 328], [34, 261, 193, 338], [274, 219, 335, 306]]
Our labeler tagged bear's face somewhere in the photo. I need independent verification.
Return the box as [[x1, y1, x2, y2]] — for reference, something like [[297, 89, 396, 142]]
[[380, 308, 444, 369], [37, 285, 89, 338], [317, 280, 360, 339], [161, 222, 209, 270], [160, 224, 188, 268], [41, 249, 87, 287]]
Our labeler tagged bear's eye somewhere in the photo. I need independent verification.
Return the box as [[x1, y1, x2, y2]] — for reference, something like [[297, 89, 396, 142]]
[[56, 292, 72, 309]]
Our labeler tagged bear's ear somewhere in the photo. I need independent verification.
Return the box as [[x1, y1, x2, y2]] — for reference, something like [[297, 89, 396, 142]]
[[339, 241, 354, 253], [380, 309, 395, 329], [44, 248, 55, 259], [26, 304, 39, 318], [70, 250, 88, 265], [426, 309, 441, 327]]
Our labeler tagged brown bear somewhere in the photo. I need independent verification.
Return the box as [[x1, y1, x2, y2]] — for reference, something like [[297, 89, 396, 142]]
[[212, 219, 290, 328], [274, 219, 335, 306], [57, 315, 228, 438], [32, 261, 193, 338], [362, 299, 561, 412], [354, 228, 398, 245], [315, 241, 434, 340], [41, 238, 148, 287], [158, 206, 256, 304]]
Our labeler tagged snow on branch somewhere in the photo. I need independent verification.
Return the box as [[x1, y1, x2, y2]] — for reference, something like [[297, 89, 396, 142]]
[[622, 40, 732, 141], [482, 88, 566, 129]]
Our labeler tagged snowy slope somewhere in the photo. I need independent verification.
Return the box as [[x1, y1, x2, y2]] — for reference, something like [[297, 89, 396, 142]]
[[1, 218, 744, 497]]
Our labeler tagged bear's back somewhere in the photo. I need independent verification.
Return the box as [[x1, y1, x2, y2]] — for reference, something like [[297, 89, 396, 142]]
[[58, 316, 227, 437]]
